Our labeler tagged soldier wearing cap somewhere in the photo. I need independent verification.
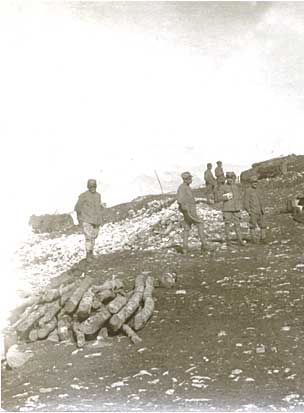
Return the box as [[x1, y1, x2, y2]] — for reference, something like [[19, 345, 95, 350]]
[[244, 176, 267, 244], [215, 161, 225, 185], [218, 171, 246, 246], [75, 179, 105, 262], [177, 171, 210, 253], [204, 163, 217, 204]]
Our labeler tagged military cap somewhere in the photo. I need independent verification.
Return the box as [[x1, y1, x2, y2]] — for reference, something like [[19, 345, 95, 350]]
[[87, 179, 97, 187], [226, 171, 234, 178], [181, 171, 192, 180]]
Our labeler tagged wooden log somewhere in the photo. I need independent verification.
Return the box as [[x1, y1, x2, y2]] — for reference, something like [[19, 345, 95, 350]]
[[28, 328, 39, 342], [134, 276, 155, 331], [107, 294, 127, 314], [37, 318, 57, 340], [38, 300, 61, 326], [99, 327, 108, 338], [57, 308, 68, 320], [59, 282, 77, 306], [91, 289, 115, 310], [134, 274, 146, 292], [12, 302, 39, 330], [77, 288, 94, 321], [72, 321, 86, 348], [10, 295, 41, 325], [40, 288, 60, 303], [47, 328, 59, 343], [16, 305, 47, 335], [143, 276, 154, 300], [64, 277, 94, 314], [80, 305, 111, 336], [134, 297, 155, 331], [109, 274, 145, 332], [99, 289, 116, 302], [91, 295, 102, 310], [122, 324, 142, 344], [92, 279, 124, 293], [57, 315, 72, 342]]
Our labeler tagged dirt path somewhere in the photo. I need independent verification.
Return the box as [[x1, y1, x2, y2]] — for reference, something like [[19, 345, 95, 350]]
[[2, 215, 304, 412]]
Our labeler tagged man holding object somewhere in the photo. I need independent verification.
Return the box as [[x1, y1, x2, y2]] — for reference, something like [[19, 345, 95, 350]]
[[219, 171, 246, 246], [177, 171, 210, 254]]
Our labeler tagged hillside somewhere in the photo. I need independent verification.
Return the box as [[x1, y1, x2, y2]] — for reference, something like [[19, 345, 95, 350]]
[[2, 158, 304, 412]]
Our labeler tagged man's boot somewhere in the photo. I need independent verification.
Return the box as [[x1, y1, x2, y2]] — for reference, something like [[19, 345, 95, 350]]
[[200, 241, 208, 253], [250, 229, 258, 244], [260, 229, 267, 244], [86, 250, 93, 263], [235, 227, 246, 246], [182, 231, 189, 254], [200, 242, 216, 253], [198, 224, 210, 252], [224, 225, 231, 246]]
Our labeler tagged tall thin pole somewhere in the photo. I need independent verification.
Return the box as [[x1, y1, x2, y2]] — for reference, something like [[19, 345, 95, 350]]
[[154, 170, 164, 194]]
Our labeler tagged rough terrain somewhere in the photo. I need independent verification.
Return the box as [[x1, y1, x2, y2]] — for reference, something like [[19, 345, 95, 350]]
[[1, 167, 304, 412]]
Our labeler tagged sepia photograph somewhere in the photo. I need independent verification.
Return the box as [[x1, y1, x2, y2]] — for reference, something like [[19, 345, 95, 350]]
[[1, 1, 304, 411]]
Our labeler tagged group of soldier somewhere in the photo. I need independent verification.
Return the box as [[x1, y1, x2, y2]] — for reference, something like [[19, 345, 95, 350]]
[[75, 162, 266, 261], [177, 161, 266, 254]]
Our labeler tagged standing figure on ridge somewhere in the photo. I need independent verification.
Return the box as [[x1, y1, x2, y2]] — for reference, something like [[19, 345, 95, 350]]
[[215, 161, 225, 185], [75, 179, 105, 263], [244, 176, 267, 244], [204, 163, 217, 204]]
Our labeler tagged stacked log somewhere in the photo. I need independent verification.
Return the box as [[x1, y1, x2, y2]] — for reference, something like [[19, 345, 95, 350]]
[[108, 274, 145, 332], [10, 273, 156, 349], [134, 276, 154, 331]]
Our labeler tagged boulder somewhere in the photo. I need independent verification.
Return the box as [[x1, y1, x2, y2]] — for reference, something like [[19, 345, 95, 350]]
[[29, 213, 74, 234], [6, 344, 33, 368]]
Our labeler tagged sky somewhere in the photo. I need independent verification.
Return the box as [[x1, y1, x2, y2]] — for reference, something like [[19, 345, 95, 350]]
[[1, 0, 304, 217], [1, 0, 304, 331]]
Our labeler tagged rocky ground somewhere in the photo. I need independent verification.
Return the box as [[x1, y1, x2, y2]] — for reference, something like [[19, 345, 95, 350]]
[[1, 170, 304, 411]]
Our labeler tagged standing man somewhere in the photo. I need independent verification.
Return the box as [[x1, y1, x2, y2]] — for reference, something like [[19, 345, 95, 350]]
[[204, 163, 217, 204], [244, 176, 267, 244], [177, 171, 210, 254], [215, 161, 225, 184], [219, 172, 246, 246], [75, 179, 105, 262], [214, 175, 226, 204]]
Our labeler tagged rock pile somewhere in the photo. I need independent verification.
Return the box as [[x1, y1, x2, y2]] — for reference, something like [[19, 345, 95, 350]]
[[240, 154, 304, 184], [12, 199, 238, 297], [29, 214, 75, 234], [11, 274, 155, 349]]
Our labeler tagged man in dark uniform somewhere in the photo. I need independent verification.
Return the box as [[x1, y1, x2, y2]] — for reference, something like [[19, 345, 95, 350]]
[[75, 179, 105, 262], [219, 172, 246, 246], [177, 171, 211, 254], [204, 163, 217, 204], [215, 161, 225, 184], [244, 176, 267, 244]]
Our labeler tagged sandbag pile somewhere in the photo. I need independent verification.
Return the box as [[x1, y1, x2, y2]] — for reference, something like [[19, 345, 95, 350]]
[[12, 274, 155, 347]]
